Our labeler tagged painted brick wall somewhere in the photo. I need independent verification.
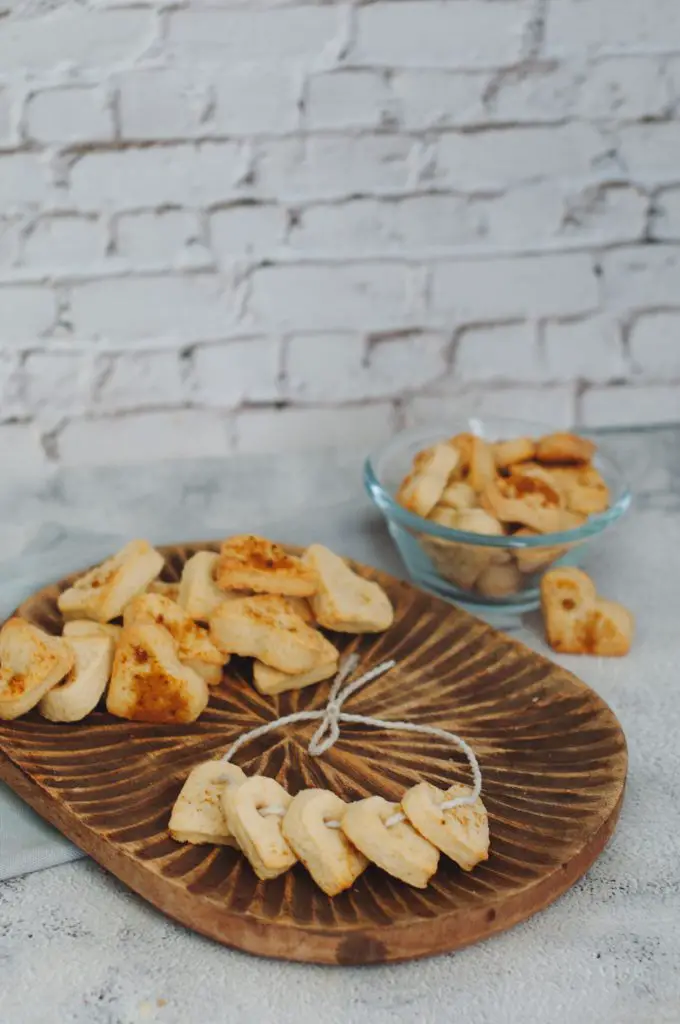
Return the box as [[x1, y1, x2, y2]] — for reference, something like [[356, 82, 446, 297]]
[[1, 0, 680, 467]]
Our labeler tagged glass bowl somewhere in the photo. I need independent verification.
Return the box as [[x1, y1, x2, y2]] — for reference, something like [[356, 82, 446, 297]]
[[364, 416, 632, 617]]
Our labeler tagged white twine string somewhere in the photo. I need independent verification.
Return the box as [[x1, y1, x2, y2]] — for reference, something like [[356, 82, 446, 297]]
[[221, 653, 482, 828]]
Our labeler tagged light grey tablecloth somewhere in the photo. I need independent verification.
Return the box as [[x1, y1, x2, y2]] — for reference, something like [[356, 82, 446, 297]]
[[0, 504, 404, 880], [2, 434, 680, 1024]]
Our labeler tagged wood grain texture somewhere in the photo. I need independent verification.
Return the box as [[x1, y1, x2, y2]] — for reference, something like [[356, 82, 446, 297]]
[[0, 542, 627, 965]]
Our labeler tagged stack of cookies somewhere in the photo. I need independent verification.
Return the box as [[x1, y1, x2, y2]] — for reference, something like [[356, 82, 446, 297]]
[[0, 536, 395, 724], [396, 431, 610, 598], [209, 537, 393, 697]]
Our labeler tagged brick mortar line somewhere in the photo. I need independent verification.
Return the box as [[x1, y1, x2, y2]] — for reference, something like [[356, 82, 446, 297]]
[[2, 246, 680, 291], [3, 114, 680, 156]]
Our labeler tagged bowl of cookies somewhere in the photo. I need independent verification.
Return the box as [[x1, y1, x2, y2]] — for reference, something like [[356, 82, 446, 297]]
[[364, 417, 631, 614]]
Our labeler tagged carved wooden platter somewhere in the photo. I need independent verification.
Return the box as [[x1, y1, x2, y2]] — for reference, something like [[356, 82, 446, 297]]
[[0, 542, 627, 965]]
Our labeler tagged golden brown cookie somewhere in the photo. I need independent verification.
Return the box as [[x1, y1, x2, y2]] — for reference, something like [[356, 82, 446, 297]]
[[506, 464, 563, 509], [540, 568, 633, 656], [0, 619, 74, 721], [209, 595, 337, 674], [216, 535, 318, 597], [57, 539, 164, 624], [397, 444, 460, 518], [107, 623, 209, 723], [446, 432, 475, 475], [547, 465, 610, 515], [483, 480, 585, 534], [123, 592, 227, 684], [535, 432, 596, 465], [303, 544, 394, 633], [468, 436, 497, 491], [492, 437, 536, 470]]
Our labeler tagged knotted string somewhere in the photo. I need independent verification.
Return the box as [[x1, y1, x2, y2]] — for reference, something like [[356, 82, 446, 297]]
[[222, 653, 482, 827]]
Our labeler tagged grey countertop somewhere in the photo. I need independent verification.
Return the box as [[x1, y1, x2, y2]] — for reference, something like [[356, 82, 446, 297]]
[[1, 426, 679, 1024]]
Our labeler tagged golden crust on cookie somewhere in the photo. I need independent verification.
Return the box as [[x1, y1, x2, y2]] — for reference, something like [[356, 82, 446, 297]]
[[535, 432, 596, 465], [587, 599, 634, 657], [546, 465, 610, 515], [454, 507, 504, 537], [482, 479, 585, 534], [396, 444, 460, 518], [303, 544, 394, 633], [0, 618, 74, 721], [107, 622, 209, 723], [541, 567, 596, 653], [215, 535, 318, 597], [505, 463, 564, 510], [209, 595, 337, 674], [283, 596, 315, 625], [123, 593, 226, 682], [397, 470, 446, 519], [540, 567, 633, 656], [492, 437, 536, 470], [57, 539, 164, 623]]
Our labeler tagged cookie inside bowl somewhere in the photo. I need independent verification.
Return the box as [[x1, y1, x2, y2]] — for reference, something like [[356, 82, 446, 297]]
[[364, 417, 631, 616]]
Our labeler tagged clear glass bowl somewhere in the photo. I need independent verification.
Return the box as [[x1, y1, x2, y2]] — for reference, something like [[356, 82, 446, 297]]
[[364, 416, 632, 617]]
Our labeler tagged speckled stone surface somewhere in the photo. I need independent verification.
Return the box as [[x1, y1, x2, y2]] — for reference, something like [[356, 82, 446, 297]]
[[1, 427, 679, 1024]]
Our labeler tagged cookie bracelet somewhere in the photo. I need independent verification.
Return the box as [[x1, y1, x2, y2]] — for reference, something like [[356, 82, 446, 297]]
[[170, 655, 489, 895], [224, 653, 482, 818]]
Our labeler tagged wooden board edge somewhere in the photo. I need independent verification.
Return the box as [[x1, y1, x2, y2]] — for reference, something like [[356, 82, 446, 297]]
[[0, 748, 626, 966]]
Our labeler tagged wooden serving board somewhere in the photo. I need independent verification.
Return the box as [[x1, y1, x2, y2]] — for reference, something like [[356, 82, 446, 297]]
[[0, 542, 627, 965]]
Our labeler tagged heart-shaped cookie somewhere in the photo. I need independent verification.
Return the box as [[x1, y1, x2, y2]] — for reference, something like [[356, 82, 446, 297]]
[[541, 568, 633, 656], [341, 795, 439, 889], [0, 618, 74, 720], [57, 539, 164, 623], [303, 544, 394, 634], [402, 782, 489, 871], [221, 776, 296, 880], [282, 789, 367, 896], [107, 622, 209, 723], [170, 760, 246, 846], [40, 635, 114, 723], [124, 591, 227, 684]]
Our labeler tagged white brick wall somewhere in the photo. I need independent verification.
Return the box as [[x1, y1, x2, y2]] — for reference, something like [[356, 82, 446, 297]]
[[26, 86, 114, 145], [0, 0, 679, 467]]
